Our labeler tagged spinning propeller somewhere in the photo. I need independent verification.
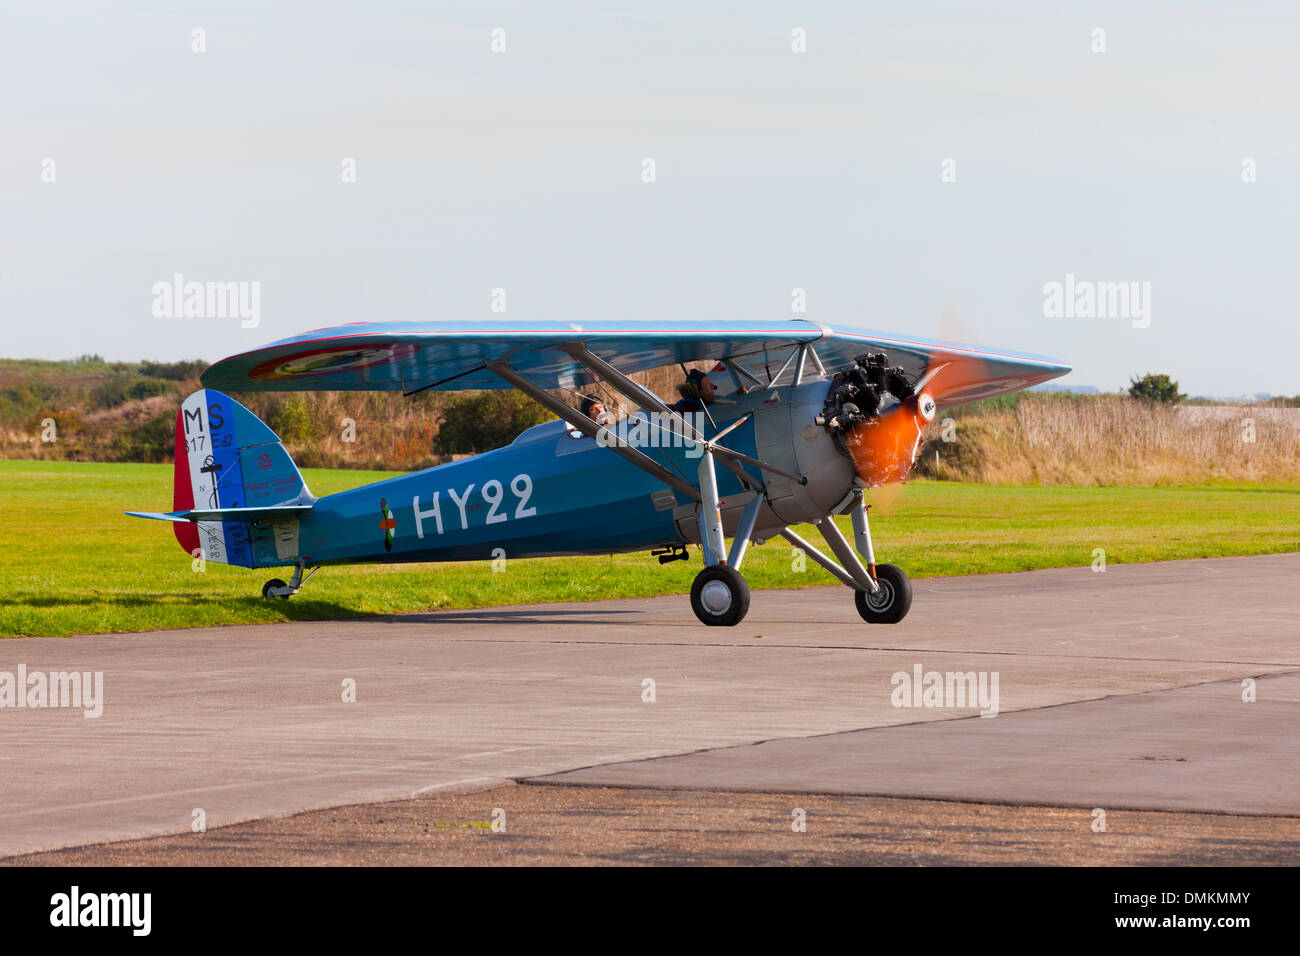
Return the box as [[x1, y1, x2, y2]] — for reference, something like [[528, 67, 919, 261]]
[[822, 338, 990, 489]]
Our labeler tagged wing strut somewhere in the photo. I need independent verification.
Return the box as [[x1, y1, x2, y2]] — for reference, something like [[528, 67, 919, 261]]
[[489, 360, 702, 502], [562, 343, 768, 492]]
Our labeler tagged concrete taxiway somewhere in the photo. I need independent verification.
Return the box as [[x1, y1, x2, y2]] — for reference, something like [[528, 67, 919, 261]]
[[1, 553, 1297, 859]]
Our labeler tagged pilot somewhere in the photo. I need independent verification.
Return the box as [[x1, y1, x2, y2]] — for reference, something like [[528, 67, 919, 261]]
[[579, 395, 609, 425], [669, 369, 715, 414]]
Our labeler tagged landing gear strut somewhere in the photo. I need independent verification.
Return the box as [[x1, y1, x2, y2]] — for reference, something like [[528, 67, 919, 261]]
[[682, 441, 913, 626], [845, 491, 911, 623], [775, 490, 913, 625], [688, 448, 762, 627], [261, 561, 317, 600]]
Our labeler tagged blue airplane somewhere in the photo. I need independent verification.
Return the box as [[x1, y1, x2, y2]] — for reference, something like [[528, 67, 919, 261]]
[[128, 319, 1069, 626]]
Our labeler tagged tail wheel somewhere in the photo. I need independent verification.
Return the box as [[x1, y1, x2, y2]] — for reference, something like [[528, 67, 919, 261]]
[[854, 564, 911, 624], [262, 578, 290, 600], [690, 566, 750, 627]]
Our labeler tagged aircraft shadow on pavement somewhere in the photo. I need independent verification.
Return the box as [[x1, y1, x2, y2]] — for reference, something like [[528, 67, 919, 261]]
[[0, 593, 375, 620], [1, 594, 644, 631], [388, 607, 640, 625]]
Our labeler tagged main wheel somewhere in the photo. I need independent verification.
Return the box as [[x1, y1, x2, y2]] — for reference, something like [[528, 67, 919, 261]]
[[854, 564, 911, 624], [262, 578, 289, 600], [690, 565, 750, 626]]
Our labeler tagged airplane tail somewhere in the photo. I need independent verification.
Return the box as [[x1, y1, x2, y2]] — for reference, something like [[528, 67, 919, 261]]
[[126, 389, 314, 567]]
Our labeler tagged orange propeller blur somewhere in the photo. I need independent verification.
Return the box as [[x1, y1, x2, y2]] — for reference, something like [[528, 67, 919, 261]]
[[842, 350, 988, 487]]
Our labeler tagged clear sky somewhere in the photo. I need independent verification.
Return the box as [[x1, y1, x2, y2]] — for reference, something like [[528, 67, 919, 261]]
[[2, 1, 1297, 396]]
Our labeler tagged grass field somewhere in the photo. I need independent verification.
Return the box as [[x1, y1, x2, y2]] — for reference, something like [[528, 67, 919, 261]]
[[2, 459, 1298, 638]]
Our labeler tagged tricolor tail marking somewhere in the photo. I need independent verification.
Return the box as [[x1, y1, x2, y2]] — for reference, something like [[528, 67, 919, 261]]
[[176, 390, 254, 566]]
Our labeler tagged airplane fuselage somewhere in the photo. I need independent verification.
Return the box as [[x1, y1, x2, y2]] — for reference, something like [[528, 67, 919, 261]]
[[252, 378, 857, 570]]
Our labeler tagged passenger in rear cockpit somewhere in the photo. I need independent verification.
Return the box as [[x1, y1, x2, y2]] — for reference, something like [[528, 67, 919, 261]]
[[668, 369, 716, 414]]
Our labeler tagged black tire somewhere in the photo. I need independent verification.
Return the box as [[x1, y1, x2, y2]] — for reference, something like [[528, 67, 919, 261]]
[[854, 564, 912, 624], [262, 578, 289, 600], [690, 565, 750, 627]]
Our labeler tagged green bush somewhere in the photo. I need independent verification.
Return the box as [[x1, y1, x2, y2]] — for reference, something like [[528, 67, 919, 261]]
[[89, 372, 136, 408], [111, 413, 174, 462], [0, 383, 58, 425], [434, 392, 553, 454], [271, 395, 321, 444], [90, 374, 175, 407], [1128, 373, 1186, 405], [125, 377, 175, 401]]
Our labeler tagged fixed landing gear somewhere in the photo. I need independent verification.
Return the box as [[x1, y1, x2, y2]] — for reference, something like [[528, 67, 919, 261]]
[[261, 562, 317, 600], [691, 566, 750, 626], [687, 447, 762, 627], [774, 490, 913, 625], [846, 493, 912, 624], [853, 563, 912, 623], [684, 448, 913, 627]]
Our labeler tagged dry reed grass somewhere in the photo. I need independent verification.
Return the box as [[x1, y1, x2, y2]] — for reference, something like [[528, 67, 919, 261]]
[[918, 394, 1300, 485]]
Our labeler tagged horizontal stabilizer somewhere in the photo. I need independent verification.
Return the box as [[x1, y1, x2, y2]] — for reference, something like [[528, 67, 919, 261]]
[[127, 504, 313, 524], [126, 510, 189, 523]]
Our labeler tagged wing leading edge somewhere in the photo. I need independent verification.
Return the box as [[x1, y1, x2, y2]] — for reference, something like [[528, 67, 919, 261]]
[[199, 318, 1069, 406]]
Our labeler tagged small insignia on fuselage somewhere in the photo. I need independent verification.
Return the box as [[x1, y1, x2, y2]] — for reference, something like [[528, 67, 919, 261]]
[[379, 497, 396, 552]]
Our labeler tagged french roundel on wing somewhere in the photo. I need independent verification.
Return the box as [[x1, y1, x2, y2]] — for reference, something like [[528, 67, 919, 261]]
[[249, 344, 417, 381], [609, 348, 675, 368]]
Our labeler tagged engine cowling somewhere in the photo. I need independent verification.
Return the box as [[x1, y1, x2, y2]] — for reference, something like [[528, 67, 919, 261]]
[[820, 351, 936, 488]]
